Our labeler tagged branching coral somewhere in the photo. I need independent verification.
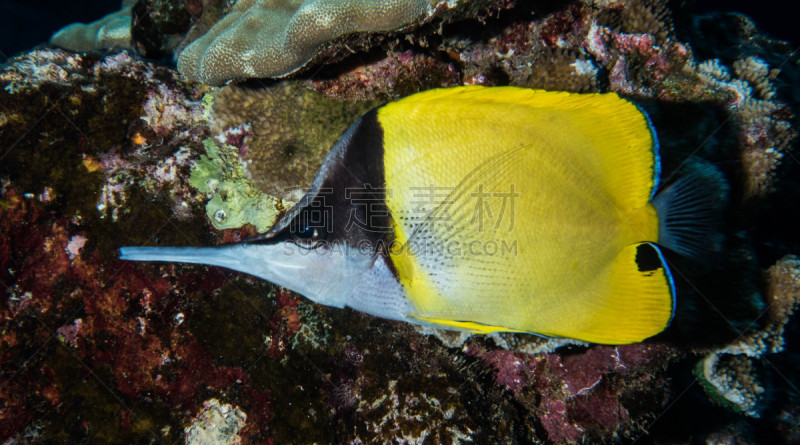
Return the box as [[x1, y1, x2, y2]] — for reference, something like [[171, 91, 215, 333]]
[[733, 56, 778, 101], [697, 57, 795, 196], [598, 0, 674, 42], [762, 256, 800, 352], [697, 353, 765, 417], [696, 256, 800, 417]]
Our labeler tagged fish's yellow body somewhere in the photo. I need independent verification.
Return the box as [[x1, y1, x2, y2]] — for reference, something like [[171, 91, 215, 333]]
[[379, 87, 672, 344], [124, 86, 730, 346]]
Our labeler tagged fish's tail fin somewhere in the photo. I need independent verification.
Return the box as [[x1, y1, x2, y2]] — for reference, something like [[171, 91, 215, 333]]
[[653, 164, 729, 261]]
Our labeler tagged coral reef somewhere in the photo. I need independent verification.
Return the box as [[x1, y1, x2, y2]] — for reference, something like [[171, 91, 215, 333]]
[[697, 352, 765, 417], [3, 0, 798, 443], [0, 49, 207, 239], [185, 398, 247, 445], [442, 3, 602, 92], [695, 256, 800, 417], [462, 340, 678, 442], [696, 57, 795, 197], [0, 48, 273, 442], [50, 0, 136, 52], [308, 48, 461, 100], [131, 0, 197, 58], [189, 138, 286, 232], [178, 0, 448, 85], [211, 82, 375, 199]]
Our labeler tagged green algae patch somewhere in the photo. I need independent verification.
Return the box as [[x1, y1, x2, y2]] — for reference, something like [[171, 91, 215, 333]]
[[189, 138, 286, 232]]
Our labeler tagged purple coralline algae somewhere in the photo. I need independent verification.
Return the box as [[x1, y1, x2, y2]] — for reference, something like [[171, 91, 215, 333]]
[[2, 0, 799, 443]]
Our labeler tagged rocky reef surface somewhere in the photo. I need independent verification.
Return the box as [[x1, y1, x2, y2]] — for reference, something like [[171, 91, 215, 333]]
[[1, 0, 798, 443]]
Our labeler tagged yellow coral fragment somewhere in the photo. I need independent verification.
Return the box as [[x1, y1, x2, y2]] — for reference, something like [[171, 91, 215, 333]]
[[131, 132, 147, 146], [82, 157, 103, 173]]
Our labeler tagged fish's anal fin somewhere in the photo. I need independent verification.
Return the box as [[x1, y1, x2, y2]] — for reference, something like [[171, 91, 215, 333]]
[[411, 316, 528, 334], [653, 164, 729, 262], [575, 242, 675, 344]]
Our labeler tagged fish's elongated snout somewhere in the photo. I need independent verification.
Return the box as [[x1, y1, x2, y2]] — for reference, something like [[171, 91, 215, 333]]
[[120, 246, 241, 265], [119, 243, 370, 309]]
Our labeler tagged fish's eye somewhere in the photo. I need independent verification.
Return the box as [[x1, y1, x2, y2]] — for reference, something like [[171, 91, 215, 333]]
[[290, 213, 328, 248], [295, 225, 318, 240]]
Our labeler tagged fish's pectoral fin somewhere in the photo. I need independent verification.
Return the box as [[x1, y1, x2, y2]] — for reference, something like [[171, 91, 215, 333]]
[[411, 316, 529, 334], [575, 242, 675, 344]]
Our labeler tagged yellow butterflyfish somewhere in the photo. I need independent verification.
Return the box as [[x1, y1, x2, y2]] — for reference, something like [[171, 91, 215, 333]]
[[120, 86, 727, 344]]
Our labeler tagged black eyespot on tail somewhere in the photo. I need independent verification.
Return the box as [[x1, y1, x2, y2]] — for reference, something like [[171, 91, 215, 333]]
[[635, 243, 663, 273]]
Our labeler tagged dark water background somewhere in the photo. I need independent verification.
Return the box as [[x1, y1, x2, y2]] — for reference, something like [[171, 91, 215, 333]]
[[0, 0, 796, 64], [696, 0, 797, 47], [0, 0, 119, 62]]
